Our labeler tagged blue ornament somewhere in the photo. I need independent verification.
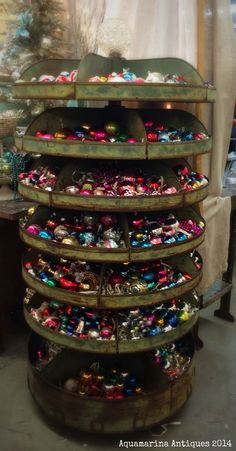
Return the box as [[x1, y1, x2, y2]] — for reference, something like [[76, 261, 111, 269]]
[[130, 239, 141, 247], [141, 242, 152, 248], [124, 387, 133, 397], [176, 232, 187, 241], [146, 326, 161, 336], [158, 132, 170, 142], [127, 376, 137, 387], [141, 271, 155, 282], [39, 271, 49, 282], [163, 236, 176, 244], [123, 71, 136, 81], [66, 325, 75, 334], [181, 131, 193, 141], [74, 128, 85, 138], [167, 315, 179, 327], [39, 230, 53, 240]]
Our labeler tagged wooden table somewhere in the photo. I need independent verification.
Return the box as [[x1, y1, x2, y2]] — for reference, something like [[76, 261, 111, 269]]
[[0, 199, 36, 351]]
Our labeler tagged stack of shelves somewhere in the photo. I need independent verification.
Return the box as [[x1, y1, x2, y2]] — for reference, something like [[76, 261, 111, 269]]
[[13, 54, 215, 434]]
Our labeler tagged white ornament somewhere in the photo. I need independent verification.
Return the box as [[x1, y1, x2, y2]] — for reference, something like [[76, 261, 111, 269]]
[[145, 71, 164, 83], [41, 36, 52, 50]]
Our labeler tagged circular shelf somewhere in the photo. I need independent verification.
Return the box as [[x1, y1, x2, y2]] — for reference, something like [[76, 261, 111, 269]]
[[15, 107, 212, 160], [18, 182, 209, 212], [21, 206, 205, 263], [24, 293, 199, 354], [27, 334, 195, 434], [20, 227, 204, 263], [13, 82, 215, 103], [22, 253, 202, 309]]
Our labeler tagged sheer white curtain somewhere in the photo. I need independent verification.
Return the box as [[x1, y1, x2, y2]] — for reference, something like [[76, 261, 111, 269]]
[[101, 0, 197, 64]]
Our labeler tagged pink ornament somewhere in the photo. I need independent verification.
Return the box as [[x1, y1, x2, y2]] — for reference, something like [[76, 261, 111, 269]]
[[150, 237, 162, 245], [126, 138, 138, 143], [26, 224, 41, 235], [163, 187, 177, 194], [79, 189, 93, 195], [70, 70, 78, 81], [42, 133, 54, 140], [93, 130, 108, 141], [35, 130, 47, 138], [38, 75, 55, 82]]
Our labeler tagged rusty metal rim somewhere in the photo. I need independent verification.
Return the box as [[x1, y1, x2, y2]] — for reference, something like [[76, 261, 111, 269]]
[[22, 264, 202, 309], [24, 304, 199, 353], [20, 227, 205, 262]]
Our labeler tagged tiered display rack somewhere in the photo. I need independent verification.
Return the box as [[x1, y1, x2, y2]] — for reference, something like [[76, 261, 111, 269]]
[[14, 54, 215, 434]]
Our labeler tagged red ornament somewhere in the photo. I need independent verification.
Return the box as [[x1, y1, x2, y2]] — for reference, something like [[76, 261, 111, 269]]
[[100, 214, 115, 229], [108, 274, 125, 287], [59, 276, 78, 290], [147, 132, 157, 142]]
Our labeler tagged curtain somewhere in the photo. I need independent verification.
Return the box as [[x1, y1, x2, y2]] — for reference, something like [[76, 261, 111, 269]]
[[197, 0, 236, 293]]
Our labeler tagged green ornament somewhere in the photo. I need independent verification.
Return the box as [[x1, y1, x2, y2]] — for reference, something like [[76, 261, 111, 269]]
[[147, 282, 157, 290], [47, 279, 57, 287], [117, 133, 128, 142], [49, 301, 62, 309]]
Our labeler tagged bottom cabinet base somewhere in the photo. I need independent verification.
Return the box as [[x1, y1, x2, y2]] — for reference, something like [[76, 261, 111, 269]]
[[27, 362, 195, 434]]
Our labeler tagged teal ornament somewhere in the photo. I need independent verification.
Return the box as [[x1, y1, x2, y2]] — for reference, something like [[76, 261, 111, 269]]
[[39, 230, 53, 240]]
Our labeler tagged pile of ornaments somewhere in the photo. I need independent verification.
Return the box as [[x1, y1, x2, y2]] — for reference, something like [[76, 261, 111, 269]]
[[63, 365, 144, 399], [30, 301, 115, 340], [25, 211, 125, 249], [34, 121, 138, 143], [129, 212, 204, 248], [28, 70, 78, 83], [173, 164, 208, 191], [24, 255, 192, 295], [63, 167, 178, 197], [24, 256, 100, 293], [19, 164, 208, 196], [117, 298, 198, 339], [89, 68, 187, 84], [153, 338, 192, 380], [102, 261, 192, 295], [144, 120, 208, 143], [19, 166, 57, 191], [28, 296, 197, 340]]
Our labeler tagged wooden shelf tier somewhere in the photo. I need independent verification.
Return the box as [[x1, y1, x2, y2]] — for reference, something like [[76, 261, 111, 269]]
[[18, 157, 209, 212], [22, 252, 202, 309], [13, 54, 216, 102], [24, 292, 199, 354], [20, 206, 205, 262], [15, 107, 211, 160]]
